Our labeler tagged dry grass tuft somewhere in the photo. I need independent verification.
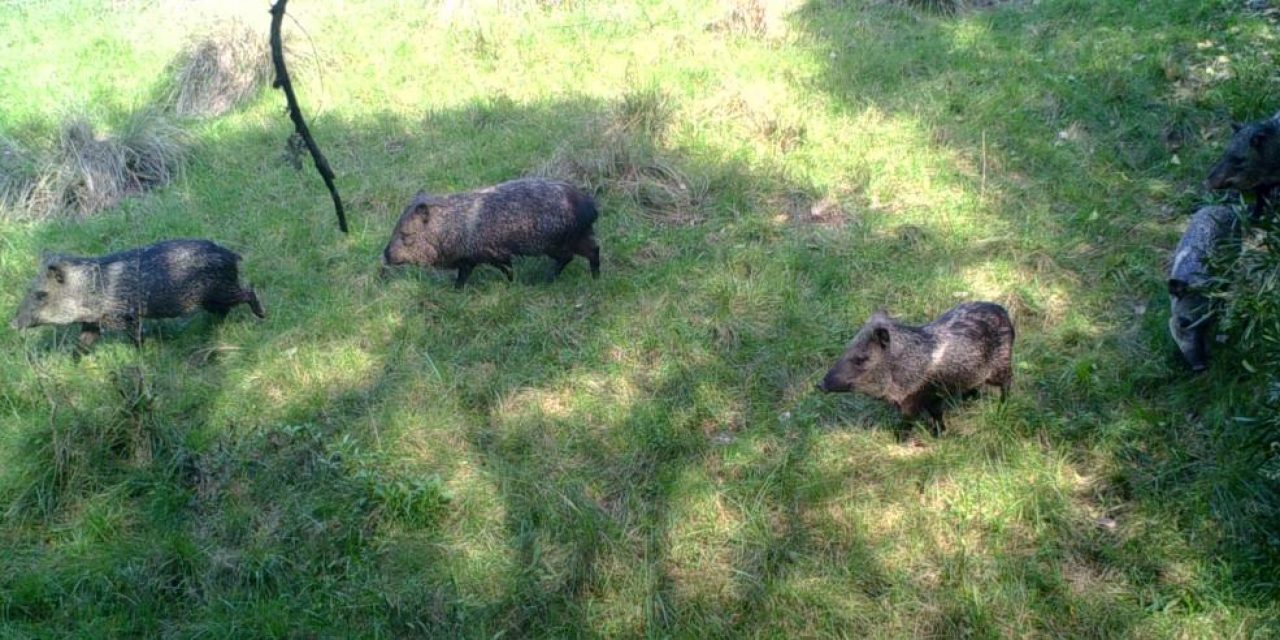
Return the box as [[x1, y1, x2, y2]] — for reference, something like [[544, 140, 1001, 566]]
[[895, 0, 962, 14], [894, 0, 1019, 14], [4, 110, 189, 220], [533, 98, 709, 225], [772, 191, 853, 226], [535, 129, 709, 226], [0, 137, 37, 213], [707, 0, 789, 39], [169, 18, 272, 118], [613, 85, 674, 142]]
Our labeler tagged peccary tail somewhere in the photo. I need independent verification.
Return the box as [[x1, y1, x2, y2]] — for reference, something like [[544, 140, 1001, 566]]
[[572, 188, 600, 229]]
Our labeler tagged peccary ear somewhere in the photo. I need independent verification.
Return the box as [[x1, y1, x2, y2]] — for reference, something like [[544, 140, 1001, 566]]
[[872, 326, 891, 347], [1231, 122, 1242, 134], [45, 262, 65, 284], [1251, 124, 1273, 149], [1168, 278, 1188, 297]]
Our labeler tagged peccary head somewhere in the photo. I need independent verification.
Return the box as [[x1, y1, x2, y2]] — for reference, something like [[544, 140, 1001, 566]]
[[1206, 118, 1280, 192], [818, 311, 894, 396], [10, 256, 96, 330], [382, 192, 439, 270], [1167, 279, 1212, 373]]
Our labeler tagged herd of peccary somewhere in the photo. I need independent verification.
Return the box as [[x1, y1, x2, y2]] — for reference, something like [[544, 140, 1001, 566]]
[[9, 111, 1279, 435]]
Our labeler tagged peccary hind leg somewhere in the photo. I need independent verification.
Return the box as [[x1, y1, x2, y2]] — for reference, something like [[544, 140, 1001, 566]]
[[575, 234, 601, 279], [78, 322, 101, 352], [455, 263, 475, 290], [492, 260, 514, 282], [987, 364, 1013, 404], [1252, 186, 1277, 222]]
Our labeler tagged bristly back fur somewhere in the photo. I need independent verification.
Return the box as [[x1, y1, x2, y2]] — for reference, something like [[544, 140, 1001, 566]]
[[383, 178, 601, 288]]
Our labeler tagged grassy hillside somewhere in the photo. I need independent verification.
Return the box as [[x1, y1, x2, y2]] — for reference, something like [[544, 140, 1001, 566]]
[[1, 0, 1277, 636]]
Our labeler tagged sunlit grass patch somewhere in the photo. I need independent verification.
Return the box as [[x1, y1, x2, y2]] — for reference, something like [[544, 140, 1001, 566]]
[[1, 0, 1279, 635]]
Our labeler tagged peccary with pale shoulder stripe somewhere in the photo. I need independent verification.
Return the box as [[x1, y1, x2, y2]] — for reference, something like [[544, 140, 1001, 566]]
[[9, 239, 264, 351], [381, 178, 601, 289], [817, 302, 1014, 435]]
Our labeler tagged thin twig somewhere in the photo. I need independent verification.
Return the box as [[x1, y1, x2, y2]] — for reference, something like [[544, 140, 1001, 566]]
[[269, 0, 348, 233]]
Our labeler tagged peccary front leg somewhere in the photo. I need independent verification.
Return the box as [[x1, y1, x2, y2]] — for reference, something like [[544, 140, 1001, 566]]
[[78, 322, 101, 352], [1252, 186, 1277, 222], [548, 250, 574, 282], [455, 262, 475, 290], [124, 316, 143, 347], [923, 397, 946, 437]]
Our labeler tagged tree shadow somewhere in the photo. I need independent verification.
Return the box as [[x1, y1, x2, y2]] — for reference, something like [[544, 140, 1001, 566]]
[[1, 13, 1272, 631], [791, 0, 1278, 616]]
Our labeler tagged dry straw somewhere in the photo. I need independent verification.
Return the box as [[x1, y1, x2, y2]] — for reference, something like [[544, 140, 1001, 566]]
[[533, 89, 709, 226], [1, 110, 188, 220], [170, 18, 273, 118]]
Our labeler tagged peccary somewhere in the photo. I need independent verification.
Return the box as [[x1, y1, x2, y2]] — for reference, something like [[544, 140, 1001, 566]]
[[9, 239, 264, 350], [1206, 112, 1280, 220], [817, 302, 1014, 435], [381, 178, 601, 289], [1168, 205, 1239, 372]]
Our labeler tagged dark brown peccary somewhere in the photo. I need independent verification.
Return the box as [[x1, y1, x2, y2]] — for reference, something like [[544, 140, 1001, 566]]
[[817, 301, 1015, 436], [381, 178, 601, 289], [10, 239, 265, 351], [1206, 112, 1280, 221]]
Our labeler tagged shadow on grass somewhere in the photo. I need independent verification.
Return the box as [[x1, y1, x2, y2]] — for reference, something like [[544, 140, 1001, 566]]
[[0, 30, 1271, 633], [792, 0, 1278, 610]]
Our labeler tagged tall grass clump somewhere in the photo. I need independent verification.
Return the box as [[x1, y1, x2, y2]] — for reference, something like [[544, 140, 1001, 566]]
[[707, 0, 793, 39], [8, 109, 188, 220], [168, 19, 272, 118], [895, 0, 963, 15], [534, 89, 708, 225], [0, 137, 37, 213], [1212, 216, 1280, 583]]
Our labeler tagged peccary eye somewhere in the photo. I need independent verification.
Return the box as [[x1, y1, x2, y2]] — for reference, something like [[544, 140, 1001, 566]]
[[33, 291, 48, 301]]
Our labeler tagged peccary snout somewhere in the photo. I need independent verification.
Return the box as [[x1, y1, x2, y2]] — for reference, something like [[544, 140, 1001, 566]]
[[819, 303, 1015, 435], [1206, 115, 1280, 219], [1206, 119, 1277, 192]]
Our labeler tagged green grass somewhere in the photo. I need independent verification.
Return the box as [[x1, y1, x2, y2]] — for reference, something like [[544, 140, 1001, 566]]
[[1, 0, 1278, 636]]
